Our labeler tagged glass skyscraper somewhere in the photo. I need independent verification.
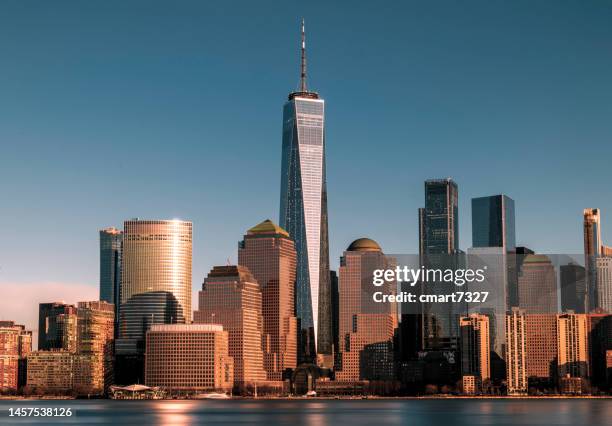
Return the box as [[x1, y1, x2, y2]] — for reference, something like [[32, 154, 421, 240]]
[[279, 21, 331, 361], [99, 227, 123, 327], [471, 195, 516, 251], [419, 178, 459, 255]]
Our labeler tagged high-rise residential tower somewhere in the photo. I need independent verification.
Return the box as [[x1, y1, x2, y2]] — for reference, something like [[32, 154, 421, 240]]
[[279, 20, 331, 360], [38, 302, 78, 351], [460, 314, 491, 382], [505, 308, 527, 394], [584, 208, 602, 311], [121, 219, 192, 322], [99, 227, 123, 324], [238, 219, 298, 380]]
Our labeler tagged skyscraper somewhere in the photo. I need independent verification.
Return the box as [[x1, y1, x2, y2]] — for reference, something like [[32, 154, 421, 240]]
[[460, 314, 491, 382], [0, 321, 31, 391], [471, 195, 516, 251], [505, 308, 527, 395], [279, 20, 331, 360], [194, 266, 266, 389], [419, 178, 459, 255], [557, 313, 589, 382], [584, 208, 602, 311], [121, 219, 192, 322], [560, 263, 586, 313], [335, 238, 397, 381], [419, 178, 462, 353], [518, 254, 558, 314], [238, 219, 298, 380], [596, 257, 612, 313], [99, 227, 123, 324]]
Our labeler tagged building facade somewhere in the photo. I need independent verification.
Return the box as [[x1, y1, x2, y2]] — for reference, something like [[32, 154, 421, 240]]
[[0, 321, 31, 391], [38, 303, 78, 351], [584, 208, 602, 311], [560, 263, 586, 314], [99, 227, 123, 323], [335, 238, 397, 381], [144, 324, 233, 392], [518, 255, 558, 314], [557, 313, 589, 381], [460, 314, 490, 383], [279, 21, 331, 360], [194, 266, 266, 388], [505, 309, 527, 394], [596, 257, 612, 313], [238, 219, 298, 380], [121, 219, 192, 322]]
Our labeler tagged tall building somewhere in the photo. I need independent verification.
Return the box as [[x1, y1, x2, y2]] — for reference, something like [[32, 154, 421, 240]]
[[145, 324, 233, 392], [77, 301, 115, 392], [419, 178, 459, 255], [121, 219, 192, 322], [194, 266, 266, 388], [518, 255, 558, 314], [279, 21, 331, 360], [505, 308, 527, 395], [560, 263, 586, 314], [99, 227, 123, 325], [525, 314, 558, 383], [237, 219, 298, 380], [335, 238, 397, 381], [587, 314, 612, 389], [471, 194, 517, 308], [584, 208, 602, 311], [38, 303, 78, 352], [557, 313, 589, 381], [460, 314, 490, 382], [596, 257, 612, 313], [0, 321, 31, 391], [27, 351, 75, 393], [471, 195, 516, 251]]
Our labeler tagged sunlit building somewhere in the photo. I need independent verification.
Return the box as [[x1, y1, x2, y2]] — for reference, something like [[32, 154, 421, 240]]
[[99, 227, 123, 326], [145, 324, 233, 392], [238, 219, 298, 380], [279, 21, 331, 360], [194, 266, 266, 388], [335, 238, 397, 381], [505, 308, 527, 394], [121, 219, 192, 322], [0, 321, 31, 391], [557, 313, 589, 383], [460, 314, 490, 383], [584, 208, 602, 311]]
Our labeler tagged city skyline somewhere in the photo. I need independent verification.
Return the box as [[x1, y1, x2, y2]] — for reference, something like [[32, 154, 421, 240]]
[[2, 2, 612, 341]]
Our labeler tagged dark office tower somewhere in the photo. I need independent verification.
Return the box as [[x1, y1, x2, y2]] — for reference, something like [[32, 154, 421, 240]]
[[419, 179, 461, 354], [419, 178, 459, 255], [37, 303, 78, 351], [99, 227, 123, 330], [584, 208, 602, 312], [329, 270, 339, 356], [561, 263, 586, 313], [279, 20, 331, 361], [472, 195, 516, 250]]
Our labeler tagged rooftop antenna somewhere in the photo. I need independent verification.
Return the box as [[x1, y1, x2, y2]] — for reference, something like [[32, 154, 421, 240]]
[[300, 18, 307, 92]]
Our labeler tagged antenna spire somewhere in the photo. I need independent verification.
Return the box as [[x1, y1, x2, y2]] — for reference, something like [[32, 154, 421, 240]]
[[300, 18, 307, 92]]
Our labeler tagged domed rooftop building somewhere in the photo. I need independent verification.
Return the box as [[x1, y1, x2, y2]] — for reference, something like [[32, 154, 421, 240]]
[[346, 238, 382, 252]]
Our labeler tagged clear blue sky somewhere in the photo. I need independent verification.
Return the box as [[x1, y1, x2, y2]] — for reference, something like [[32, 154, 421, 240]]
[[1, 1, 612, 299]]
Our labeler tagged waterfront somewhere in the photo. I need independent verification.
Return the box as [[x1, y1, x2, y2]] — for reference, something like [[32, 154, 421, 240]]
[[0, 399, 611, 425]]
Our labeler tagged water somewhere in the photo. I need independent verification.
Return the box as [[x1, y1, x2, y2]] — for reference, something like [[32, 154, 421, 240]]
[[0, 399, 610, 425]]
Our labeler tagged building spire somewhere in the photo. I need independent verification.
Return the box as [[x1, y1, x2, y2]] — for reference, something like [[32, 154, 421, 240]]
[[300, 18, 307, 92]]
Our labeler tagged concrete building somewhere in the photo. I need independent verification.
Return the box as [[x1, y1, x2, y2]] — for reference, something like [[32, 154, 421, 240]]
[[0, 321, 31, 391], [144, 324, 233, 392], [557, 313, 589, 382], [194, 266, 266, 388], [525, 314, 558, 383], [238, 219, 298, 380], [460, 314, 490, 385], [596, 257, 612, 313], [505, 309, 527, 394], [26, 351, 74, 393], [335, 238, 397, 381]]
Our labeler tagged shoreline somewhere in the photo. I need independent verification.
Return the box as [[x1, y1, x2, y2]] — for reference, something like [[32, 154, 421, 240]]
[[2, 395, 611, 401]]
